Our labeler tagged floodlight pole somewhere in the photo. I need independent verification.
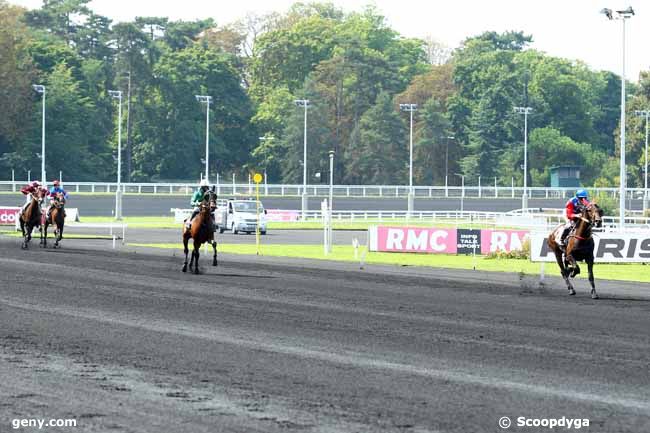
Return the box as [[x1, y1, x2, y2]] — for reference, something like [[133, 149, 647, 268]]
[[295, 99, 310, 220], [636, 110, 650, 213], [196, 95, 213, 182], [514, 106, 532, 212], [32, 85, 46, 185], [400, 103, 418, 217], [109, 90, 123, 220], [602, 6, 635, 228]]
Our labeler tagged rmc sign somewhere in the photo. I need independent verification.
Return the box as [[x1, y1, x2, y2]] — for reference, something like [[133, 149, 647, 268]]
[[368, 226, 529, 255], [531, 233, 650, 263]]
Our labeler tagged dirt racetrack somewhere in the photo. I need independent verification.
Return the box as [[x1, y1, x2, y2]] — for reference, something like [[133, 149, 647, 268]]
[[1, 236, 649, 432]]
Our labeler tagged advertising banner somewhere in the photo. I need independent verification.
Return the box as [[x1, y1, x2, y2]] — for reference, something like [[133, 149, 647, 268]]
[[368, 226, 531, 255], [370, 226, 457, 253], [480, 230, 530, 255], [530, 233, 650, 263], [0, 207, 20, 225], [265, 210, 300, 222], [457, 229, 481, 254]]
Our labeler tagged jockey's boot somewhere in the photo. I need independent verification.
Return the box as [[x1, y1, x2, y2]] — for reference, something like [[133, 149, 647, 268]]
[[558, 226, 572, 251], [186, 210, 200, 230], [17, 202, 29, 219]]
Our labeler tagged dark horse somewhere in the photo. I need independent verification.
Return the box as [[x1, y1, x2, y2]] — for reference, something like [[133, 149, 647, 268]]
[[547, 204, 603, 299], [19, 190, 45, 249], [182, 188, 218, 274], [42, 192, 66, 249]]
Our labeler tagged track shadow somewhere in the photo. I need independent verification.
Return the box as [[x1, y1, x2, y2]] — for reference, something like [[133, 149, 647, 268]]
[[204, 273, 276, 279], [593, 296, 650, 303]]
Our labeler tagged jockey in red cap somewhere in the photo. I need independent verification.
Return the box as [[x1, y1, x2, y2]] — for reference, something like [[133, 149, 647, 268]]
[[18, 181, 48, 218]]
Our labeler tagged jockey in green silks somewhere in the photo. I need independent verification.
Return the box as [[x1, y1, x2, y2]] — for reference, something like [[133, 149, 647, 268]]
[[187, 179, 216, 231]]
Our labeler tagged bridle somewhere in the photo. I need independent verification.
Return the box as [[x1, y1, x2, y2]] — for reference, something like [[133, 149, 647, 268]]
[[200, 191, 217, 213], [573, 205, 602, 241]]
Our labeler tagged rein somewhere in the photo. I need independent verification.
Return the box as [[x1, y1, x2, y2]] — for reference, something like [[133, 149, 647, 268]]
[[572, 210, 595, 241]]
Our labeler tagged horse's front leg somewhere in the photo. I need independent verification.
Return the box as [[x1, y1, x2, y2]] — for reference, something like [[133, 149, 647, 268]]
[[566, 253, 581, 279], [587, 260, 598, 299], [212, 240, 218, 266], [555, 251, 575, 295], [20, 220, 28, 249], [55, 223, 63, 248], [41, 222, 47, 248]]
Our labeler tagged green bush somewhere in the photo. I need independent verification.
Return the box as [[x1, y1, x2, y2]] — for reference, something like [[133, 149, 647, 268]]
[[485, 239, 531, 260]]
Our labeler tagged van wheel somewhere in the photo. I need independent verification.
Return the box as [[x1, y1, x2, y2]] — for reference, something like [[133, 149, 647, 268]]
[[261, 230, 267, 235], [219, 226, 225, 234]]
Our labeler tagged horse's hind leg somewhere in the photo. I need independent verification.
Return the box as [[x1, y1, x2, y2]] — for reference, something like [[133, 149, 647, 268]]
[[182, 236, 189, 272], [588, 260, 598, 299], [212, 240, 218, 266]]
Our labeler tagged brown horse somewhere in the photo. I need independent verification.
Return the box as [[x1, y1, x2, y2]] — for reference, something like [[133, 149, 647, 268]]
[[42, 193, 66, 249], [182, 189, 218, 274], [19, 191, 45, 249], [547, 204, 603, 299]]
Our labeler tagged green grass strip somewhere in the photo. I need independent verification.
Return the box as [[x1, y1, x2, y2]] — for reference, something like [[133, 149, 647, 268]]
[[128, 242, 650, 283]]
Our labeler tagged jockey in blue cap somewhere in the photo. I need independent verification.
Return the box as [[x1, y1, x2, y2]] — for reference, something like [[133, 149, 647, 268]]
[[47, 179, 68, 221], [556, 189, 591, 249]]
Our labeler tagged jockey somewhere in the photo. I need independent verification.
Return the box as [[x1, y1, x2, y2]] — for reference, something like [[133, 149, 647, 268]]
[[18, 181, 48, 217], [557, 189, 591, 248], [47, 179, 68, 221], [187, 179, 215, 230]]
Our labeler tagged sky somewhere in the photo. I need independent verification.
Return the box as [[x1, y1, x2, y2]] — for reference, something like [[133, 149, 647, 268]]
[[9, 0, 649, 81]]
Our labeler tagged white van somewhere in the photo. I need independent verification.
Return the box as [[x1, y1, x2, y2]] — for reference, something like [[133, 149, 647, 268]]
[[215, 199, 267, 235]]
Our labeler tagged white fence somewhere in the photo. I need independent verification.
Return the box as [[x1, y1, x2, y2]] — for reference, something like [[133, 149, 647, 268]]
[[170, 207, 650, 232], [1, 181, 646, 200]]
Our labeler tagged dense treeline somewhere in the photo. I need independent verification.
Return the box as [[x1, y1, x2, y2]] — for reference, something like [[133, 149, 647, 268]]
[[1, 0, 649, 186]]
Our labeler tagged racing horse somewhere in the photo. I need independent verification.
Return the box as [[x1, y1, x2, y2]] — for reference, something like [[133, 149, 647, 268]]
[[182, 188, 218, 274], [19, 189, 45, 249], [42, 192, 66, 249], [547, 203, 603, 299]]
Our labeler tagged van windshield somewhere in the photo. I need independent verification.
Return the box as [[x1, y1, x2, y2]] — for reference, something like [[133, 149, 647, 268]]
[[233, 202, 263, 212]]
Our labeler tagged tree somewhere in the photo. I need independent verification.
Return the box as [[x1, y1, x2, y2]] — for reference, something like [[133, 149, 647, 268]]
[[521, 127, 609, 187], [38, 63, 95, 179], [24, 0, 92, 46], [413, 98, 452, 185], [0, 1, 38, 175], [344, 91, 406, 184], [138, 45, 255, 180], [277, 80, 334, 183]]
